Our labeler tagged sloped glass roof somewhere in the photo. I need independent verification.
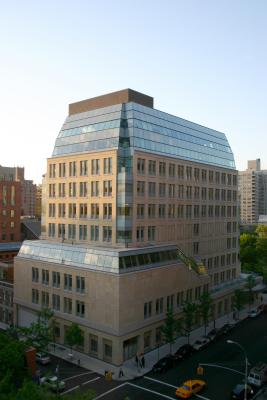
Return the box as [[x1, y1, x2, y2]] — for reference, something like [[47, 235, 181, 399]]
[[52, 102, 235, 169]]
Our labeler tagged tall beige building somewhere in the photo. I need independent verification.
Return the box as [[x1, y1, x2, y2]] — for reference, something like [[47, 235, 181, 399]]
[[14, 89, 241, 365], [239, 159, 267, 224]]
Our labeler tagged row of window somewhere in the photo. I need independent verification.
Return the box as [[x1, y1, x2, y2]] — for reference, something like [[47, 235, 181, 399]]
[[49, 203, 112, 219], [136, 181, 237, 201], [48, 223, 112, 241], [202, 254, 238, 269], [137, 159, 237, 185], [32, 268, 85, 292], [1, 185, 16, 207], [49, 158, 113, 178], [49, 181, 112, 198], [1, 209, 15, 217], [212, 268, 237, 285], [32, 290, 85, 317]]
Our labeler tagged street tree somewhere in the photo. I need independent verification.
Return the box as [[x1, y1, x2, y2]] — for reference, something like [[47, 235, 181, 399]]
[[182, 301, 198, 344], [198, 292, 213, 335], [232, 289, 245, 319], [161, 307, 181, 354], [245, 275, 256, 309], [65, 323, 84, 354], [20, 308, 54, 351]]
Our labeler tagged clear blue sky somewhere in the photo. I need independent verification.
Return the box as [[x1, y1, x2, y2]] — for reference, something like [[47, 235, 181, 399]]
[[0, 0, 266, 183]]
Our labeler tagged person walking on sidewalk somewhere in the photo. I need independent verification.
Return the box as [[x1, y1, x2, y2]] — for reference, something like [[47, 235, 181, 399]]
[[141, 356, 145, 368]]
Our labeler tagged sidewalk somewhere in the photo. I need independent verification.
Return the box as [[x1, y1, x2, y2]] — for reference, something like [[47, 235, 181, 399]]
[[47, 304, 257, 381]]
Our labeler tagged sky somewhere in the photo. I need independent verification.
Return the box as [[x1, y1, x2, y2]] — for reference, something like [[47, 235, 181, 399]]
[[0, 0, 266, 183]]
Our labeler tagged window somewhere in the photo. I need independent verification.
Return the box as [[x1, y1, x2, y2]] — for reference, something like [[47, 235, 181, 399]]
[[159, 162, 166, 176], [58, 223, 65, 238], [177, 205, 184, 218], [227, 222, 231, 233], [68, 203, 76, 218], [48, 223, 55, 237], [148, 226, 156, 241], [103, 203, 112, 219], [148, 160, 156, 175], [91, 204, 99, 219], [194, 186, 200, 199], [201, 187, 207, 200], [148, 182, 156, 197], [208, 205, 213, 217], [193, 223, 199, 235], [91, 181, 99, 196], [148, 204, 156, 218], [80, 160, 88, 176], [215, 189, 220, 200], [32, 267, 39, 282], [137, 158, 145, 174], [194, 168, 200, 181], [104, 341, 112, 358], [194, 205, 199, 218], [90, 335, 98, 353], [169, 163, 175, 177], [158, 204, 165, 218], [159, 183, 166, 197], [186, 205, 192, 218], [137, 204, 145, 219], [201, 169, 207, 182], [215, 171, 220, 184], [91, 225, 99, 241], [227, 174, 232, 185], [49, 203, 55, 217], [103, 181, 112, 196], [178, 165, 184, 179], [52, 294, 60, 311], [137, 181, 145, 196], [42, 269, 49, 285], [64, 297, 72, 314], [58, 203, 66, 218], [79, 182, 88, 197], [52, 271, 60, 288], [59, 163, 66, 177], [193, 242, 199, 254], [201, 205, 207, 217], [42, 292, 49, 307], [104, 157, 112, 174], [208, 188, 214, 200], [49, 184, 56, 198], [68, 224, 76, 239], [186, 186, 192, 199], [76, 276, 85, 293], [79, 203, 87, 218], [178, 185, 184, 199], [221, 173, 226, 184], [64, 274, 72, 291], [58, 183, 65, 197], [49, 164, 56, 178], [79, 225, 87, 240], [91, 159, 100, 175], [69, 182, 76, 197], [144, 301, 152, 319], [103, 226, 112, 242], [136, 226, 144, 242], [32, 289, 39, 304], [69, 161, 76, 177], [233, 175, 237, 186], [169, 184, 175, 198], [156, 298, 163, 314], [209, 170, 214, 183], [168, 204, 175, 218], [76, 301, 85, 318], [167, 295, 174, 310], [186, 166, 192, 180], [176, 291, 184, 307]]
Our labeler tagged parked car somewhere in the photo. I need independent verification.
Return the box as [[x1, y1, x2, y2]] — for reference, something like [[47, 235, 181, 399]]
[[207, 328, 218, 341], [248, 309, 261, 318], [218, 323, 235, 335], [152, 356, 174, 373], [36, 352, 51, 365], [231, 383, 254, 399], [174, 344, 194, 360], [41, 376, 65, 392], [192, 336, 210, 351], [176, 379, 206, 398]]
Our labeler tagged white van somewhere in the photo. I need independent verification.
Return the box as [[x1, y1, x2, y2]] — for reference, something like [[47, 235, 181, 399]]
[[248, 362, 267, 387]]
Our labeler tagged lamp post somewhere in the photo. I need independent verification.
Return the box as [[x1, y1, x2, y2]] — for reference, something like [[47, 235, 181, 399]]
[[227, 340, 248, 400]]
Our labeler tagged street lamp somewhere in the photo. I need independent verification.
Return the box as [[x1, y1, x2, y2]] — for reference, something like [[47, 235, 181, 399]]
[[227, 340, 248, 400]]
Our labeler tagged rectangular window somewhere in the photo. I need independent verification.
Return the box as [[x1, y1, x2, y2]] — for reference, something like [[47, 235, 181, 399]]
[[144, 301, 152, 319], [177, 205, 184, 218], [148, 226, 156, 241], [91, 225, 99, 241], [76, 301, 85, 318], [32, 267, 39, 283], [186, 205, 192, 218], [169, 163, 175, 177], [194, 205, 199, 218], [58, 223, 65, 239], [167, 294, 174, 310], [32, 289, 39, 304], [79, 182, 88, 197], [41, 291, 49, 307], [158, 204, 165, 218], [202, 169, 207, 182], [64, 297, 72, 314], [137, 181, 145, 196], [201, 187, 207, 200], [91, 159, 100, 175], [136, 226, 144, 242], [59, 163, 66, 178], [159, 183, 166, 197], [168, 204, 175, 218], [49, 163, 56, 178], [90, 335, 98, 353], [64, 274, 72, 291], [103, 226, 112, 242], [103, 180, 112, 196], [201, 205, 207, 217], [58, 203, 66, 218], [48, 223, 55, 237], [42, 269, 49, 285], [169, 184, 175, 198], [49, 203, 56, 217], [80, 160, 88, 176], [52, 294, 60, 311], [148, 182, 156, 197], [159, 162, 166, 176], [193, 242, 199, 255], [52, 271, 60, 288], [193, 223, 199, 236], [194, 168, 200, 181], [79, 203, 87, 218], [91, 181, 99, 196], [103, 203, 112, 219], [79, 225, 87, 240], [137, 158, 145, 174], [137, 204, 145, 219], [176, 291, 184, 307], [69, 161, 76, 177], [68, 224, 76, 239], [156, 297, 163, 314], [68, 203, 76, 218], [91, 204, 99, 219], [178, 185, 184, 199], [58, 183, 65, 197], [148, 204, 156, 218], [49, 184, 56, 198], [186, 166, 192, 180], [104, 157, 112, 174], [76, 276, 85, 293], [148, 160, 156, 175], [178, 165, 184, 179], [209, 170, 214, 183], [69, 182, 76, 197]]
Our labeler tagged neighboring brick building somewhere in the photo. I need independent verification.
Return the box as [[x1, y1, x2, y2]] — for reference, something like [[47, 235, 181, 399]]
[[0, 180, 21, 243]]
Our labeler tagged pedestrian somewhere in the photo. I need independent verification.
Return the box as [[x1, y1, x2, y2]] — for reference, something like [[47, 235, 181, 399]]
[[135, 354, 138, 366], [141, 356, 145, 368], [119, 368, 124, 378]]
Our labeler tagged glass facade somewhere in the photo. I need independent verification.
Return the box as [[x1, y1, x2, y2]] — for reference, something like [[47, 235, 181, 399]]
[[52, 102, 235, 170]]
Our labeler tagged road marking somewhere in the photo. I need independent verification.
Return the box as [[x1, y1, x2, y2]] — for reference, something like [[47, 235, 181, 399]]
[[61, 385, 79, 395], [93, 383, 127, 399], [81, 376, 101, 386], [64, 371, 96, 381], [144, 376, 177, 389], [195, 394, 211, 400], [127, 382, 176, 399]]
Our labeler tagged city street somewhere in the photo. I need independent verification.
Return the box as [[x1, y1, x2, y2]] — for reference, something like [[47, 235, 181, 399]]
[[87, 312, 267, 399]]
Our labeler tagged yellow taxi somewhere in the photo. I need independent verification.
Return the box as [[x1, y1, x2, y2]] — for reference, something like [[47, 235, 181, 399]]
[[175, 379, 206, 398]]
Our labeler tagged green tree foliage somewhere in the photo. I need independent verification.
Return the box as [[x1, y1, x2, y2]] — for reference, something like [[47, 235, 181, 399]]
[[240, 226, 267, 277], [198, 292, 213, 335], [245, 275, 256, 308], [0, 333, 27, 387], [161, 308, 181, 353], [233, 289, 245, 319], [15, 380, 56, 400], [65, 323, 84, 353], [182, 301, 198, 343]]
